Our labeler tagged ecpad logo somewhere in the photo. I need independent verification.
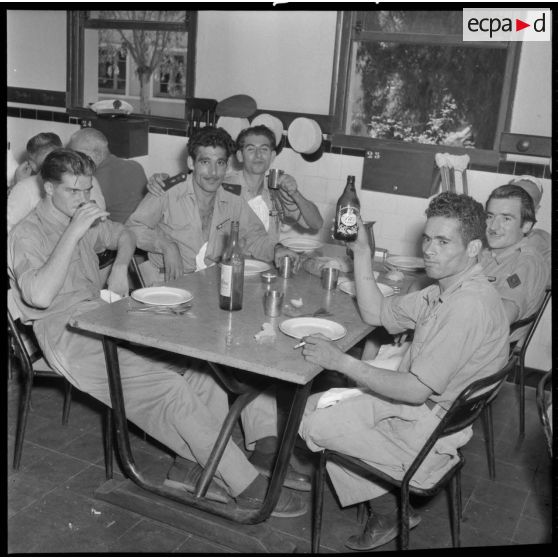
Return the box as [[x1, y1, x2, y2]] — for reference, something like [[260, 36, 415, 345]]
[[463, 9, 551, 42]]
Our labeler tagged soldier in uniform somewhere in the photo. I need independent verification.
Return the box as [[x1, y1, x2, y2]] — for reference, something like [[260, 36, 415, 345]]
[[126, 126, 300, 284]]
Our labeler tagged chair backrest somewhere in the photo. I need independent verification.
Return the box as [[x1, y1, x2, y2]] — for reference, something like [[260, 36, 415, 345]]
[[7, 290, 50, 375], [404, 356, 516, 483], [509, 288, 552, 354], [186, 97, 218, 137]]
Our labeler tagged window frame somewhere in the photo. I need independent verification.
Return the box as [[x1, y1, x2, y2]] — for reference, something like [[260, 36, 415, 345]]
[[67, 10, 197, 128], [329, 11, 522, 167]]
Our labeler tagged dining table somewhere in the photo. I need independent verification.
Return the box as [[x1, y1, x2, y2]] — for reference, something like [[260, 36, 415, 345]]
[[69, 248, 422, 525]]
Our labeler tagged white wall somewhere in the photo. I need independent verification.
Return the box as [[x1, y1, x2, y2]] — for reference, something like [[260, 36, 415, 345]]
[[194, 10, 336, 113], [7, 10, 67, 91]]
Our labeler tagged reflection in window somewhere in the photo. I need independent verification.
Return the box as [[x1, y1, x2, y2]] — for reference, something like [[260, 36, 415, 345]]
[[155, 54, 186, 98], [341, 11, 515, 151], [70, 10, 195, 119], [98, 46, 127, 94]]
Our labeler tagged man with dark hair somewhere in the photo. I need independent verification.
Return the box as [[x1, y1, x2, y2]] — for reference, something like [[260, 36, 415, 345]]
[[127, 126, 300, 284], [8, 133, 105, 232], [145, 124, 323, 244], [481, 184, 550, 341], [68, 127, 147, 223], [230, 124, 323, 242], [298, 192, 509, 550], [8, 148, 306, 518]]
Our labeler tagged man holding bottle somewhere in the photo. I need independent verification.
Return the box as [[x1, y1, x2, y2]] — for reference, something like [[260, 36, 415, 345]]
[[299, 192, 509, 550], [127, 126, 300, 285]]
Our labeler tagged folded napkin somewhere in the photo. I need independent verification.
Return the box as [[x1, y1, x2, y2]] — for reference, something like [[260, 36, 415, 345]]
[[364, 341, 411, 371], [100, 289, 123, 303], [317, 387, 367, 409]]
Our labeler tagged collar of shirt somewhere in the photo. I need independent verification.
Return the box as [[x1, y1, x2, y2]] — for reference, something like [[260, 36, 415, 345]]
[[226, 169, 271, 206], [483, 237, 529, 265], [423, 263, 486, 308]]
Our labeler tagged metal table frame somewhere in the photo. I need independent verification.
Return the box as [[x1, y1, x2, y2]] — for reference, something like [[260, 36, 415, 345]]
[[102, 336, 314, 524]]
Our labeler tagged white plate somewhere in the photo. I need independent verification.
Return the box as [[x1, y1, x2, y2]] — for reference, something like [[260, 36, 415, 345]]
[[387, 256, 425, 270], [131, 287, 193, 306], [244, 259, 271, 276], [337, 280, 395, 297], [281, 237, 323, 253], [279, 317, 347, 341]]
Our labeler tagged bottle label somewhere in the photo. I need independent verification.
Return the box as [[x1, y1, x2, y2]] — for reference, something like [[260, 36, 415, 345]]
[[337, 206, 359, 234], [220, 265, 232, 297]]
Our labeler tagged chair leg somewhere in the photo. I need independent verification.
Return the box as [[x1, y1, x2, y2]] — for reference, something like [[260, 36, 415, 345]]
[[13, 376, 34, 470], [400, 488, 410, 550], [518, 358, 526, 438], [448, 472, 461, 547], [481, 404, 496, 480], [62, 380, 72, 425], [104, 406, 114, 480], [456, 468, 462, 523], [312, 451, 327, 554]]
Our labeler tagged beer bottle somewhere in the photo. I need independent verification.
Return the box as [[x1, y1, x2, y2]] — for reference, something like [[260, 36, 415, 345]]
[[333, 175, 360, 242], [219, 221, 244, 311]]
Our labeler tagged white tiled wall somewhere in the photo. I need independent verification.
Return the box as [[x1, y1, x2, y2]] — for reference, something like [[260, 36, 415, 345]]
[[7, 117, 551, 370]]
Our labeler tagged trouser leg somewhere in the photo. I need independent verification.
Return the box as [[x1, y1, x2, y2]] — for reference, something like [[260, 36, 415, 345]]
[[57, 331, 259, 497]]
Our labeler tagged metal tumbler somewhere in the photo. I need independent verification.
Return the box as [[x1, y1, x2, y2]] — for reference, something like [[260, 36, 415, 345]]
[[267, 168, 284, 190], [321, 267, 339, 290], [279, 255, 293, 278], [263, 290, 284, 317]]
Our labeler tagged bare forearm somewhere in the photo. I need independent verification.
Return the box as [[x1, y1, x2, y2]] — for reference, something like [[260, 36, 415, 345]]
[[290, 191, 323, 230], [129, 225, 176, 255], [353, 245, 384, 325], [113, 229, 136, 268], [336, 353, 431, 404]]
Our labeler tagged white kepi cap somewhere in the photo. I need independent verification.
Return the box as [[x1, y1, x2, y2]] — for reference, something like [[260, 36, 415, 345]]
[[216, 116, 250, 141], [251, 113, 284, 146], [287, 117, 323, 155]]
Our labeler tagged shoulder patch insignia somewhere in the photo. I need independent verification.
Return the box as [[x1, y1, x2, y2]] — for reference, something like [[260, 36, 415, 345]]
[[506, 273, 521, 289], [221, 182, 241, 196]]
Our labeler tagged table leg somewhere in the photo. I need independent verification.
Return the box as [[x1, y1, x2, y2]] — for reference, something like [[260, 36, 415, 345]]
[[101, 335, 313, 524], [246, 381, 313, 523]]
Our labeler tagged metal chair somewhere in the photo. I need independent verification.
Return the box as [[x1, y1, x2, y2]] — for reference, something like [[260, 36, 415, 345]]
[[536, 370, 552, 458], [311, 357, 516, 552], [186, 97, 217, 137], [509, 287, 552, 437], [8, 294, 113, 478], [479, 287, 552, 480]]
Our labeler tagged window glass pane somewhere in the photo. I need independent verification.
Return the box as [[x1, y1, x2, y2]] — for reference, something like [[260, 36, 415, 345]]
[[346, 41, 508, 149], [88, 10, 186, 24], [86, 26, 188, 118], [359, 11, 462, 34]]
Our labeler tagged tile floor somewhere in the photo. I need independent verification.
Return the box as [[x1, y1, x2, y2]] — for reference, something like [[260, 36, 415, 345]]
[[7, 369, 553, 554]]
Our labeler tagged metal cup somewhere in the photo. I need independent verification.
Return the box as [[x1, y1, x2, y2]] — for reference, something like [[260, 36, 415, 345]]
[[267, 168, 284, 190], [321, 267, 339, 290], [263, 290, 284, 317], [279, 255, 293, 278]]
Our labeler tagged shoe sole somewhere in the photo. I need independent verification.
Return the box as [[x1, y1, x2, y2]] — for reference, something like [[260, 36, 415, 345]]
[[271, 500, 308, 518], [163, 478, 232, 504], [345, 514, 422, 551], [252, 464, 312, 493]]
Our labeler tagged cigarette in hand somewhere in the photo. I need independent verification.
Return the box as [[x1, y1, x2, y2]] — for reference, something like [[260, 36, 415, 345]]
[[293, 341, 306, 349]]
